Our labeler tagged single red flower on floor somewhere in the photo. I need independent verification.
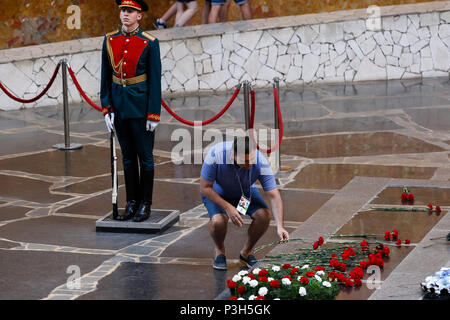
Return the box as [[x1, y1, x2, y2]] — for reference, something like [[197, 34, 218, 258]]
[[318, 236, 324, 246], [436, 206, 441, 213], [300, 276, 309, 285], [313, 266, 326, 271], [354, 279, 363, 287], [383, 246, 390, 256], [401, 192, 408, 201], [360, 240, 369, 249], [396, 239, 402, 246], [392, 229, 399, 240], [427, 203, 433, 210], [313, 241, 319, 250], [330, 253, 338, 259], [269, 280, 280, 288], [360, 261, 369, 269], [237, 285, 246, 295], [282, 263, 292, 270], [227, 280, 237, 289], [384, 232, 391, 240], [404, 239, 411, 244], [407, 193, 414, 201], [305, 271, 315, 277], [345, 279, 354, 287], [229, 296, 238, 300]]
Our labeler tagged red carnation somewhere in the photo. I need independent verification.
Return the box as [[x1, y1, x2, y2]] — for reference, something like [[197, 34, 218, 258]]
[[258, 269, 268, 277], [305, 271, 315, 277], [300, 276, 309, 285], [282, 263, 292, 270], [339, 263, 347, 272], [258, 276, 268, 283], [313, 266, 326, 271], [436, 206, 441, 213], [383, 246, 390, 256], [384, 232, 391, 240], [330, 253, 338, 259], [401, 192, 408, 201], [229, 296, 238, 300], [283, 275, 293, 281], [248, 273, 255, 280], [396, 239, 402, 246], [360, 240, 369, 249], [227, 280, 237, 289], [427, 203, 433, 210], [407, 193, 414, 201], [313, 241, 319, 250], [341, 253, 349, 260], [290, 267, 299, 275], [327, 272, 336, 280], [345, 279, 354, 287], [255, 296, 265, 300], [318, 236, 324, 246], [360, 261, 369, 269], [392, 229, 399, 240], [237, 285, 246, 295], [269, 280, 280, 288], [404, 239, 410, 244], [354, 279, 362, 287]]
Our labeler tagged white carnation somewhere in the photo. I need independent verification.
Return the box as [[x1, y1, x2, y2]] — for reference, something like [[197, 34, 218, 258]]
[[282, 278, 291, 286], [249, 280, 259, 288], [249, 295, 256, 300], [301, 265, 309, 269], [272, 266, 280, 272], [242, 276, 251, 284], [299, 287, 307, 296], [316, 270, 325, 276], [268, 277, 274, 282], [258, 287, 268, 296], [315, 275, 322, 282], [238, 270, 248, 277], [252, 268, 261, 275], [232, 275, 242, 282], [237, 297, 245, 300], [322, 281, 331, 288]]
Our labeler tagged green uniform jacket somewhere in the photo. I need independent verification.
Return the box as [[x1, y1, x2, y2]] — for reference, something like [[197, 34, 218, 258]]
[[100, 27, 162, 122]]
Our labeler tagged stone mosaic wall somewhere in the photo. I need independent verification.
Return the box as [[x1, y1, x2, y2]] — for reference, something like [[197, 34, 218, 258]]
[[0, 0, 445, 50], [0, 2, 449, 110]]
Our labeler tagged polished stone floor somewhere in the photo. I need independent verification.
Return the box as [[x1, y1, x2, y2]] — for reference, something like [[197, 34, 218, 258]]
[[0, 77, 449, 300]]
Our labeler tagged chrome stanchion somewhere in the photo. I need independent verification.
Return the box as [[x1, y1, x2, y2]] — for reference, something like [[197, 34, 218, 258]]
[[243, 80, 251, 131], [53, 59, 83, 151]]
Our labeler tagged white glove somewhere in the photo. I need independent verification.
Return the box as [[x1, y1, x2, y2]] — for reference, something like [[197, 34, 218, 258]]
[[105, 113, 115, 132], [146, 120, 158, 132]]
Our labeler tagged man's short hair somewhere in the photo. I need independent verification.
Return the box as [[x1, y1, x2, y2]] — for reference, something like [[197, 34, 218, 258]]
[[233, 135, 256, 156]]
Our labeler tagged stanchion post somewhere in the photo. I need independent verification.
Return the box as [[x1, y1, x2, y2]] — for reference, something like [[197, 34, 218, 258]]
[[273, 77, 280, 174], [243, 81, 251, 131], [53, 59, 83, 151]]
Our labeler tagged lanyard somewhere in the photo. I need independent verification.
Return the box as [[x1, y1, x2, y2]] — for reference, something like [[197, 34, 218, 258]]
[[235, 166, 252, 201]]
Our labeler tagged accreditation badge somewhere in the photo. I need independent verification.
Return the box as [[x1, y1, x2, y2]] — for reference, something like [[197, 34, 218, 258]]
[[236, 195, 251, 215]]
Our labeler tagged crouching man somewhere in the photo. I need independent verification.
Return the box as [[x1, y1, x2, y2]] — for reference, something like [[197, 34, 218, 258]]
[[200, 136, 289, 270]]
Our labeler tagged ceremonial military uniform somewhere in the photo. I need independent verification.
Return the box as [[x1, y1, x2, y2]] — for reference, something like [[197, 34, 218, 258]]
[[101, 0, 161, 222]]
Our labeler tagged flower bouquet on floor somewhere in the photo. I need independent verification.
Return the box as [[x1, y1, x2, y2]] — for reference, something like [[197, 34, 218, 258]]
[[421, 267, 450, 300], [227, 264, 340, 300]]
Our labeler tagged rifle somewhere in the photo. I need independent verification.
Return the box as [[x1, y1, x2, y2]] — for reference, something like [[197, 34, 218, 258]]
[[110, 129, 119, 219]]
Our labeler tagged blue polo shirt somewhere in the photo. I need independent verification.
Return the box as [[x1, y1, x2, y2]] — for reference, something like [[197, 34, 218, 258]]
[[200, 141, 276, 199]]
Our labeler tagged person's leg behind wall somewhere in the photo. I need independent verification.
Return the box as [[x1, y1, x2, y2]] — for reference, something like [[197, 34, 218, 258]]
[[236, 0, 252, 20], [207, 0, 223, 24], [175, 0, 199, 27], [154, 2, 177, 29]]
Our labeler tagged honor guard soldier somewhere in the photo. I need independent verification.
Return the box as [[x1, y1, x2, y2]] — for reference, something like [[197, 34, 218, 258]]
[[101, 0, 162, 222]]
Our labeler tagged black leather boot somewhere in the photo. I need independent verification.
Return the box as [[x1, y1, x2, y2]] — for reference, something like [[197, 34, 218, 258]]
[[133, 169, 154, 222], [115, 167, 140, 221]]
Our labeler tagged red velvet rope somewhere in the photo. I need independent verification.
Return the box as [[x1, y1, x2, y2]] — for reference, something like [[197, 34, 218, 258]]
[[161, 85, 241, 126], [67, 66, 103, 112], [0, 63, 61, 104], [249, 87, 284, 154]]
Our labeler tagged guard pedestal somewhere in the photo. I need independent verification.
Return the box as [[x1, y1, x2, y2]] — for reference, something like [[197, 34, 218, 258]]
[[96, 209, 180, 234]]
